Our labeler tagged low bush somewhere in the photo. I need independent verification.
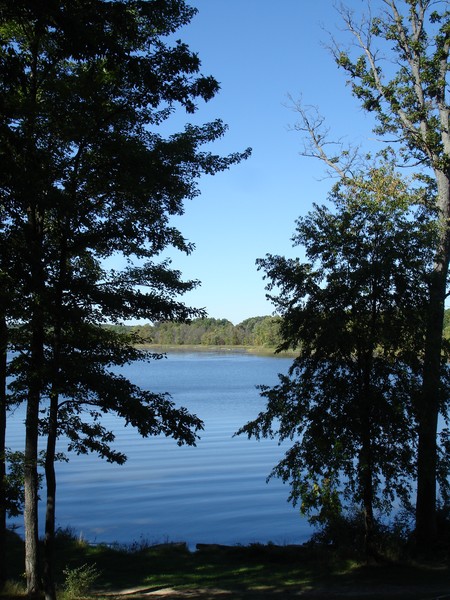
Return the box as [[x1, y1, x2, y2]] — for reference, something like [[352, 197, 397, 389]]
[[62, 563, 101, 599]]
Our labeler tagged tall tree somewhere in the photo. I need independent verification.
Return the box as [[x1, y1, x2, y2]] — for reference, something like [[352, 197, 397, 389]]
[[0, 192, 29, 587], [0, 0, 250, 596], [239, 167, 440, 558], [0, 315, 6, 586], [291, 0, 450, 549]]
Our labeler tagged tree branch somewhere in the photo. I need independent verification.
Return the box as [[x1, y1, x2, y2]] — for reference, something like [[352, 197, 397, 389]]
[[287, 95, 362, 179]]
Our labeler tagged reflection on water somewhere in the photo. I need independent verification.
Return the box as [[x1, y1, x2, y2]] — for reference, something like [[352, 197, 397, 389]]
[[7, 352, 312, 548]]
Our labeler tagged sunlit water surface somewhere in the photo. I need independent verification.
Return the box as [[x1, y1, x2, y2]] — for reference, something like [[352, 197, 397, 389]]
[[7, 351, 313, 548]]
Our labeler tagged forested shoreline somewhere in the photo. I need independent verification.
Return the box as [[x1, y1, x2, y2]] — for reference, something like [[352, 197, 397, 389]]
[[107, 309, 450, 349], [107, 316, 283, 348]]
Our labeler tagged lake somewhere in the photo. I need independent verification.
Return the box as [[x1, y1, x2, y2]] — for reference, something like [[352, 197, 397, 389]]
[[6, 351, 313, 548]]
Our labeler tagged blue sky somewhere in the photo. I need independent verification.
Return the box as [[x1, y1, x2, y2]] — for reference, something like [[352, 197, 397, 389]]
[[161, 0, 381, 324]]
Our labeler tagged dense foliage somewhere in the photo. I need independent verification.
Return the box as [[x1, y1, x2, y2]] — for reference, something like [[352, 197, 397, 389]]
[[0, 0, 248, 596], [291, 0, 450, 550], [239, 167, 449, 558], [333, 0, 450, 550], [108, 316, 283, 348]]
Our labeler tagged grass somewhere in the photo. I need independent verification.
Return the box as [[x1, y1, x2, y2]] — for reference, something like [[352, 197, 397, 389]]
[[134, 343, 297, 358], [3, 529, 450, 599]]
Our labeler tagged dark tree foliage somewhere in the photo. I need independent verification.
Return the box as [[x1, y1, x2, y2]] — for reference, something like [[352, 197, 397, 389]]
[[238, 168, 447, 559], [0, 0, 250, 596], [332, 0, 450, 549]]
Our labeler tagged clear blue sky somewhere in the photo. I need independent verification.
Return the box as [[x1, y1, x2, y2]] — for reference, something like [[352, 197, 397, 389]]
[[159, 0, 381, 324]]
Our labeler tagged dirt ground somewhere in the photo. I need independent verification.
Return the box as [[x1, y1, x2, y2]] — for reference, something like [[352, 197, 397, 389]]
[[100, 583, 450, 600]]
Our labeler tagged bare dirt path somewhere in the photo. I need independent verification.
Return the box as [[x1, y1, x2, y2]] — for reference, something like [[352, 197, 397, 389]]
[[99, 583, 450, 600]]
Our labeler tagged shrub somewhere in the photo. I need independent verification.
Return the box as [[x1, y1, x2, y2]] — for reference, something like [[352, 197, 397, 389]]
[[63, 563, 100, 599]]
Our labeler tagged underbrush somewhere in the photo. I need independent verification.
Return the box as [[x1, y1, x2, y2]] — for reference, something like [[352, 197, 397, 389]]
[[2, 522, 450, 599], [310, 510, 415, 562]]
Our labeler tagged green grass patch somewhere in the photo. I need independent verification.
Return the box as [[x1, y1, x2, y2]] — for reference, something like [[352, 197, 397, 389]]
[[3, 532, 450, 599], [134, 343, 297, 358]]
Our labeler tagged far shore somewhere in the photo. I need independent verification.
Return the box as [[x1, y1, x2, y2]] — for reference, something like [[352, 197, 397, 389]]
[[134, 343, 297, 357]]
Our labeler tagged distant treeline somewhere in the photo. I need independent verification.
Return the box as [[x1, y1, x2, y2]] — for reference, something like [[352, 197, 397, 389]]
[[107, 316, 283, 348], [107, 309, 450, 348], [108, 309, 450, 348]]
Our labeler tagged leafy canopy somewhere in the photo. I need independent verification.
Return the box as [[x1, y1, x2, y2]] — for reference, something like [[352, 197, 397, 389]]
[[239, 167, 442, 526]]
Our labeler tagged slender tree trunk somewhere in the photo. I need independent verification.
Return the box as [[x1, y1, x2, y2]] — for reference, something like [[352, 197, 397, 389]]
[[360, 354, 375, 562], [43, 390, 58, 600], [24, 206, 45, 596], [24, 335, 43, 597], [415, 172, 450, 550], [0, 314, 7, 586], [24, 282, 44, 597], [22, 28, 46, 594], [360, 453, 375, 561], [43, 309, 63, 600], [360, 406, 375, 561], [44, 218, 67, 600], [24, 390, 41, 596]]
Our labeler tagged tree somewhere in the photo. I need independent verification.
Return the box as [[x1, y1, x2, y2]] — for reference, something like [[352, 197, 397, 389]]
[[0, 198, 29, 586], [0, 0, 249, 596], [253, 316, 283, 348], [291, 0, 450, 549], [238, 167, 440, 558]]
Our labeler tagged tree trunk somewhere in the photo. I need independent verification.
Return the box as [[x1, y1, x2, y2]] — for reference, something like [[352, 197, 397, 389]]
[[43, 216, 67, 600], [24, 206, 45, 596], [415, 171, 450, 550], [361, 466, 375, 561], [43, 390, 58, 600], [359, 428, 375, 561], [24, 387, 41, 597], [0, 314, 7, 586], [415, 267, 447, 548], [24, 318, 43, 596], [360, 356, 376, 562]]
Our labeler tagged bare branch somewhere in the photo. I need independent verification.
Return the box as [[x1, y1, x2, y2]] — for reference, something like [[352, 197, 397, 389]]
[[335, 1, 438, 163], [286, 95, 363, 180], [386, 1, 431, 145]]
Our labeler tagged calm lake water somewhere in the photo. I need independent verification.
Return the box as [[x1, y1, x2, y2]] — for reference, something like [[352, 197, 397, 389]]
[[6, 351, 313, 548]]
